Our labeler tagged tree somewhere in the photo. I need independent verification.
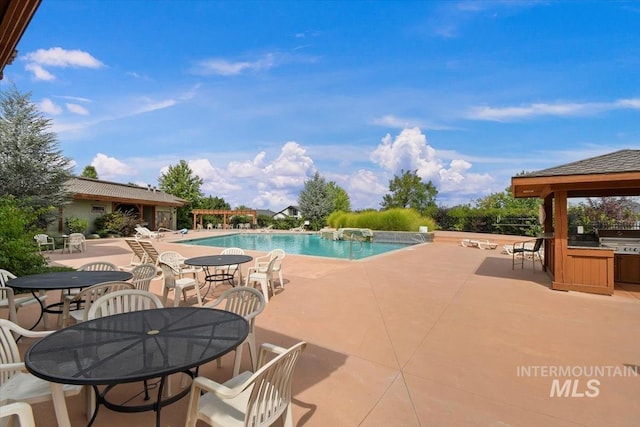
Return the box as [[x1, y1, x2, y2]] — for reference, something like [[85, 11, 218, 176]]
[[327, 182, 351, 212], [298, 172, 333, 230], [0, 85, 73, 217], [380, 169, 438, 216], [158, 160, 203, 228], [81, 165, 98, 179], [474, 186, 539, 212]]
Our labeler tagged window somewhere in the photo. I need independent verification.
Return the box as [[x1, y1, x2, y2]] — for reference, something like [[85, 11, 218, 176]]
[[91, 205, 106, 214]]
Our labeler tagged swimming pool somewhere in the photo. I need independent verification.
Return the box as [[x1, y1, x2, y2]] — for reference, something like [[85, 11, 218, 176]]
[[182, 233, 413, 260]]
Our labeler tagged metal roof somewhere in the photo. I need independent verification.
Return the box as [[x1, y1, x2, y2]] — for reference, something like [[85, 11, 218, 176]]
[[67, 177, 186, 206]]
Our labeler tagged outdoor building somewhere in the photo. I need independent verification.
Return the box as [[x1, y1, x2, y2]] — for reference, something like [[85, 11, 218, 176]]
[[49, 177, 186, 234], [273, 205, 302, 220], [512, 149, 640, 295]]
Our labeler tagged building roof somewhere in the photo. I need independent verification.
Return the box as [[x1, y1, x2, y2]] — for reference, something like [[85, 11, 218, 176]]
[[512, 149, 640, 199], [522, 149, 640, 178], [0, 0, 41, 79], [256, 209, 276, 217], [67, 177, 186, 207]]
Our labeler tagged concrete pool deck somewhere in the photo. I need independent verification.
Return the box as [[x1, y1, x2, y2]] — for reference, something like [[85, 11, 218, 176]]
[[5, 230, 640, 426]]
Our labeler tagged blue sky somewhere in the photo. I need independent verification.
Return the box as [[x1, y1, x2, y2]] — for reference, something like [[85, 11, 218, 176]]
[[4, 1, 639, 210]]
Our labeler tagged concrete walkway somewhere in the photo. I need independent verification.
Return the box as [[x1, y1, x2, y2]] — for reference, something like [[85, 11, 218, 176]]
[[5, 231, 640, 426]]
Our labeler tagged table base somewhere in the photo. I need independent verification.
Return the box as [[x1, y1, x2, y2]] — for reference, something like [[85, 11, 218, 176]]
[[89, 371, 193, 427]]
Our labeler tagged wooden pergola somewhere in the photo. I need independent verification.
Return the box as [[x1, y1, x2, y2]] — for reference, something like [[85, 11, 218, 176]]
[[511, 149, 640, 295], [191, 209, 257, 230]]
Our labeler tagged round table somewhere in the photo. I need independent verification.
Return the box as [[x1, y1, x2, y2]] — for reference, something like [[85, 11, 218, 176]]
[[8, 270, 133, 329], [25, 307, 249, 427], [184, 254, 253, 291]]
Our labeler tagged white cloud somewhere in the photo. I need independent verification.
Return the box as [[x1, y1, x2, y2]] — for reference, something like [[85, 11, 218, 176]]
[[192, 53, 276, 76], [370, 127, 494, 198], [38, 98, 62, 115], [91, 153, 130, 178], [132, 99, 177, 114], [66, 103, 89, 115], [467, 98, 640, 121], [228, 152, 267, 178], [370, 127, 441, 179], [25, 63, 55, 81], [263, 141, 315, 189], [22, 47, 103, 80], [371, 115, 412, 128]]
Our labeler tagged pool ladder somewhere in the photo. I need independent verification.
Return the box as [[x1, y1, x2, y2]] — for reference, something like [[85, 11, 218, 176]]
[[348, 235, 365, 260]]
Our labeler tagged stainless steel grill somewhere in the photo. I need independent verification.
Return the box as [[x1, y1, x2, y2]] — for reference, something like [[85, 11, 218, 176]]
[[598, 229, 640, 254]]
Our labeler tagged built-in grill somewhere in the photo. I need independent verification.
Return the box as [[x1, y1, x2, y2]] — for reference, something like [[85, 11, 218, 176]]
[[598, 229, 640, 254]]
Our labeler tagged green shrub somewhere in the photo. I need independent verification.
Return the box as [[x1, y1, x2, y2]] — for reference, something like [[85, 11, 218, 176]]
[[326, 208, 436, 232], [64, 216, 88, 234], [94, 210, 138, 237], [0, 196, 48, 276]]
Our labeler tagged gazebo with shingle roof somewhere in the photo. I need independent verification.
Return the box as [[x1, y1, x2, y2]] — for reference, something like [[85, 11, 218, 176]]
[[511, 149, 640, 295]]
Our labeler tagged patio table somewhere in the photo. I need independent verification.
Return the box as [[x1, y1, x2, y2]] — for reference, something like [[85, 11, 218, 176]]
[[25, 306, 249, 427], [184, 254, 253, 293], [7, 270, 132, 330]]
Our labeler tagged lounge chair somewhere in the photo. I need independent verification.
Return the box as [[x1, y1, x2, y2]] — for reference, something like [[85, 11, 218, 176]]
[[135, 226, 161, 239], [477, 240, 498, 250], [124, 238, 148, 266], [460, 239, 479, 248]]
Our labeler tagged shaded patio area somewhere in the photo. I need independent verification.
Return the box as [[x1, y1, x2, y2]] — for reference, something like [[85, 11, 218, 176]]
[[5, 231, 640, 426]]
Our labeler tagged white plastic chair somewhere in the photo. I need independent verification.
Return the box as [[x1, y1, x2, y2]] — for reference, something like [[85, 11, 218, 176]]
[[0, 269, 48, 329], [0, 401, 36, 427], [34, 234, 55, 252], [215, 247, 246, 285], [245, 257, 278, 303], [87, 289, 163, 320], [60, 281, 135, 327], [65, 233, 86, 253], [62, 261, 119, 302], [0, 319, 84, 426], [204, 287, 265, 376], [185, 341, 307, 427], [130, 263, 158, 291], [159, 262, 203, 307], [158, 251, 200, 280], [252, 249, 285, 289]]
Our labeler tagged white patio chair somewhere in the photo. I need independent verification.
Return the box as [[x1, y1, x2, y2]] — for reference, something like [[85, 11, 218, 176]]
[[0, 401, 36, 427], [252, 249, 285, 289], [60, 281, 135, 327], [215, 247, 245, 285], [0, 319, 85, 425], [34, 233, 55, 252], [130, 263, 158, 291], [245, 256, 278, 303], [0, 269, 49, 329], [185, 341, 307, 427], [159, 262, 203, 307], [203, 287, 265, 376], [158, 251, 201, 280], [87, 289, 163, 320], [65, 233, 86, 253], [61, 261, 119, 302]]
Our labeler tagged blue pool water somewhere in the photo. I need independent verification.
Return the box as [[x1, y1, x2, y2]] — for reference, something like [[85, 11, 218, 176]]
[[182, 233, 412, 260]]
